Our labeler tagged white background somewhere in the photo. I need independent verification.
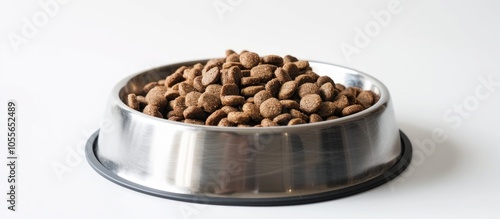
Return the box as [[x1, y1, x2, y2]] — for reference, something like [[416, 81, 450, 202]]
[[1, 0, 500, 218]]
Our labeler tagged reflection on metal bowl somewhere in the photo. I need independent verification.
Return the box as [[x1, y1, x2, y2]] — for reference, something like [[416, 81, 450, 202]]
[[86, 60, 412, 206]]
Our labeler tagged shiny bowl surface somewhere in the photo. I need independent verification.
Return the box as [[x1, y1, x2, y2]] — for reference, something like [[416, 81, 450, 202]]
[[88, 60, 411, 205]]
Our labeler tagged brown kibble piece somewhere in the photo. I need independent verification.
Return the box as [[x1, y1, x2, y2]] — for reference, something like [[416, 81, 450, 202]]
[[339, 92, 356, 104], [185, 68, 202, 82], [242, 103, 262, 122], [203, 59, 223, 72], [221, 95, 246, 106], [327, 116, 339, 120], [143, 105, 163, 118], [226, 53, 239, 62], [300, 94, 322, 114], [298, 83, 319, 98], [238, 124, 251, 127], [204, 84, 222, 99], [280, 100, 300, 110], [283, 63, 300, 79], [136, 95, 147, 105], [259, 98, 282, 118], [288, 118, 306, 126], [171, 96, 186, 108], [222, 62, 243, 69], [357, 90, 376, 107], [335, 83, 346, 91], [167, 108, 178, 118], [164, 90, 180, 100], [227, 112, 251, 124], [226, 49, 236, 57], [262, 55, 283, 66], [309, 114, 323, 123], [184, 119, 205, 125], [241, 85, 265, 97], [217, 57, 228, 64], [168, 116, 183, 122], [319, 82, 337, 101], [278, 81, 298, 100], [166, 110, 176, 118], [253, 90, 272, 107], [185, 92, 202, 107], [182, 68, 192, 77], [145, 86, 168, 108], [246, 97, 255, 103], [289, 109, 309, 121], [332, 95, 350, 115], [218, 118, 235, 127], [265, 78, 281, 97], [316, 76, 334, 87], [202, 62, 218, 74], [348, 87, 363, 97], [143, 82, 158, 94], [127, 94, 140, 110], [179, 82, 196, 96], [157, 79, 165, 86], [198, 93, 221, 113], [345, 87, 362, 97], [174, 66, 188, 75], [206, 109, 227, 126], [167, 107, 184, 118], [222, 66, 242, 85], [202, 66, 221, 86], [220, 84, 240, 96], [318, 101, 337, 117], [305, 70, 320, 81], [183, 106, 205, 120], [240, 52, 260, 69], [193, 76, 205, 92], [166, 110, 177, 120], [283, 55, 298, 63], [294, 60, 309, 70], [275, 67, 292, 83], [221, 106, 238, 114], [165, 72, 184, 87], [193, 63, 204, 71], [250, 64, 276, 82], [261, 118, 278, 127], [240, 77, 261, 86], [241, 70, 251, 77], [295, 74, 316, 86], [273, 113, 292, 125], [341, 104, 364, 116]]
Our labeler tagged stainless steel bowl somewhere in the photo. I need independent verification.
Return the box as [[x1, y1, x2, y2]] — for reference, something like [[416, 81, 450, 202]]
[[86, 60, 412, 206]]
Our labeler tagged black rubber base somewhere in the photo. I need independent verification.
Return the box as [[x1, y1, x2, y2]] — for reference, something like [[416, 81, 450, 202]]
[[86, 130, 412, 206]]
